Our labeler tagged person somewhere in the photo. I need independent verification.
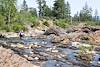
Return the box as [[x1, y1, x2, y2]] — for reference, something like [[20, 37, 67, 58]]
[[19, 31, 24, 39]]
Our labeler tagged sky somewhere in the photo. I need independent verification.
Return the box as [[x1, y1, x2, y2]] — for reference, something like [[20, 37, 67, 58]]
[[17, 0, 100, 16]]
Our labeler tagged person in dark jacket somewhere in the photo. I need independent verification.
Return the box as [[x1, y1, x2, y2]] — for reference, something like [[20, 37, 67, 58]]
[[19, 31, 24, 39]]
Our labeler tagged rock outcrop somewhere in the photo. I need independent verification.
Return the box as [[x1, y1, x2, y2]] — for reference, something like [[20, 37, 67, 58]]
[[51, 35, 70, 45], [0, 46, 39, 67], [44, 27, 66, 36]]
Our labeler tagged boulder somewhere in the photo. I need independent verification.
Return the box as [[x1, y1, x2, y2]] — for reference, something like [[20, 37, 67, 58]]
[[0, 34, 5, 38], [89, 31, 100, 45], [94, 46, 100, 52], [81, 27, 91, 33], [0, 47, 39, 67], [66, 28, 78, 33], [44, 27, 66, 36], [51, 35, 70, 45]]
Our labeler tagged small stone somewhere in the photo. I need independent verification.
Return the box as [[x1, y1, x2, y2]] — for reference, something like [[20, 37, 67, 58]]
[[27, 57, 34, 61], [51, 49, 59, 53], [97, 61, 100, 65], [57, 55, 62, 58], [17, 44, 24, 48], [66, 62, 73, 65], [29, 44, 33, 48], [56, 64, 59, 66], [46, 48, 52, 51], [24, 55, 28, 58], [11, 44, 16, 48], [34, 42, 38, 45], [34, 45, 38, 47], [34, 57, 39, 60]]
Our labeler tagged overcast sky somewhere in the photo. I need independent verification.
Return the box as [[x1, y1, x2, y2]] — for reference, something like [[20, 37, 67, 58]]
[[17, 0, 100, 16]]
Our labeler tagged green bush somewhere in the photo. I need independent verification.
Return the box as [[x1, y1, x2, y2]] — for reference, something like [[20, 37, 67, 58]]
[[0, 24, 13, 32], [0, 15, 5, 26], [82, 21, 100, 26], [13, 23, 27, 32], [55, 19, 70, 28], [2, 26, 11, 32], [32, 20, 39, 27]]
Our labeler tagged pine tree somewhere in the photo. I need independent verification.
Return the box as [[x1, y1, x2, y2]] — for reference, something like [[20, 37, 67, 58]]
[[73, 12, 79, 21], [42, 0, 46, 17], [42, 0, 52, 17], [94, 9, 99, 21], [37, 0, 51, 18], [37, 0, 43, 17], [29, 8, 37, 17], [53, 0, 65, 19], [21, 0, 28, 11], [65, 1, 71, 20], [79, 3, 92, 21], [43, 6, 52, 17]]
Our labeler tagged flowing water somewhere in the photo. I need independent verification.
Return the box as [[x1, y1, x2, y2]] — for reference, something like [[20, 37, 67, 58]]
[[0, 37, 100, 67]]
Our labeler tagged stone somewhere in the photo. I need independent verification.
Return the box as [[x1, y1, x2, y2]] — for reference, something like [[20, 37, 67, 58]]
[[72, 42, 80, 46], [10, 44, 17, 48], [34, 57, 39, 60], [51, 35, 70, 45], [94, 47, 100, 51], [0, 47, 39, 67], [0, 34, 5, 38], [30, 44, 41, 49], [51, 36, 61, 43], [51, 49, 59, 53], [24, 55, 28, 58], [44, 27, 66, 36], [17, 44, 24, 48], [89, 31, 100, 45], [27, 57, 34, 61]]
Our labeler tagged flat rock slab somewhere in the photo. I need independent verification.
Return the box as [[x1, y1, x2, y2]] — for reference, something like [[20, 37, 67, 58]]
[[0, 46, 39, 67]]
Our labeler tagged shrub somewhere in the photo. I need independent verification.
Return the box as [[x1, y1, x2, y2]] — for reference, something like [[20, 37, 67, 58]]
[[78, 45, 94, 66], [1, 24, 13, 32], [84, 21, 100, 26], [13, 23, 27, 32], [55, 19, 70, 28]]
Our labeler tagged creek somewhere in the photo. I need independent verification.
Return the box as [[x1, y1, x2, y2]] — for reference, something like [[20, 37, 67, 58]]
[[0, 36, 100, 67]]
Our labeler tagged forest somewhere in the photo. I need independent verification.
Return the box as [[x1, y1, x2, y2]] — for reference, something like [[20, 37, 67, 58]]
[[0, 0, 100, 32]]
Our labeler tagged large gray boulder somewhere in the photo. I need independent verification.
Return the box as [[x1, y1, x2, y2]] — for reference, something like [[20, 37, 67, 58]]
[[44, 27, 66, 36]]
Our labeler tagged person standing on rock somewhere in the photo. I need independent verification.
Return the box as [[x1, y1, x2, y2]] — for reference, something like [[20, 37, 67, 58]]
[[19, 30, 24, 39]]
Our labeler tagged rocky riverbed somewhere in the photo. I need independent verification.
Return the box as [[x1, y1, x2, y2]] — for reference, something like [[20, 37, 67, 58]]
[[0, 24, 100, 67]]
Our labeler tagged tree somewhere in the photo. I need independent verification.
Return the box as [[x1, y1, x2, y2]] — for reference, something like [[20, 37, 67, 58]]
[[42, 0, 46, 17], [65, 1, 71, 20], [28, 8, 37, 17], [42, 0, 52, 17], [53, 0, 65, 19], [21, 0, 28, 11], [79, 3, 92, 21], [0, 0, 17, 24], [37, 0, 51, 18], [43, 6, 52, 17], [37, 0, 43, 17], [73, 12, 79, 21], [94, 9, 99, 21]]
